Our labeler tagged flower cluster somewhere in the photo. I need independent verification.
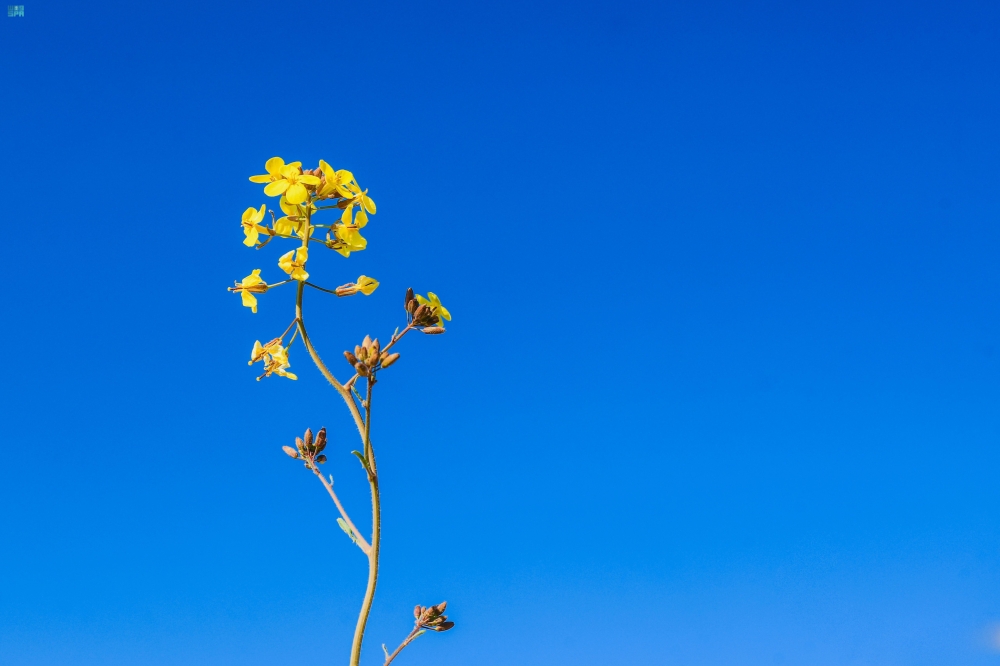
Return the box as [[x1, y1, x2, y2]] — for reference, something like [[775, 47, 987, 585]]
[[414, 602, 455, 632], [282, 427, 328, 465], [228, 156, 451, 384]]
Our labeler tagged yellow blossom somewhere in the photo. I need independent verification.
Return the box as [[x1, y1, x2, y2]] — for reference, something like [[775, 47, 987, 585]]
[[250, 157, 320, 205], [248, 339, 297, 381], [241, 204, 267, 247], [273, 198, 316, 237], [229, 269, 268, 313], [317, 160, 356, 199], [249, 157, 300, 185], [334, 276, 379, 297], [332, 221, 367, 256], [415, 292, 452, 323], [340, 180, 376, 227], [278, 247, 309, 281]]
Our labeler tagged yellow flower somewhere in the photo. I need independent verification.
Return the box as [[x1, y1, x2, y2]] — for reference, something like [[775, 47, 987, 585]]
[[334, 275, 379, 297], [278, 247, 309, 281], [250, 157, 320, 205], [317, 160, 356, 199], [228, 269, 268, 313], [248, 339, 298, 381], [273, 198, 316, 237], [340, 181, 376, 227], [415, 292, 452, 323], [241, 205, 267, 247], [332, 221, 368, 255], [249, 157, 300, 185]]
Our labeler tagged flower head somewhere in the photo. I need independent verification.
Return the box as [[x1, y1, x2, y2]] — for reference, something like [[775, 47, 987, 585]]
[[273, 198, 316, 237], [278, 247, 309, 281], [328, 220, 367, 257], [249, 338, 298, 381], [241, 204, 267, 247], [415, 292, 452, 325], [229, 269, 268, 313], [250, 157, 320, 205], [317, 160, 356, 199]]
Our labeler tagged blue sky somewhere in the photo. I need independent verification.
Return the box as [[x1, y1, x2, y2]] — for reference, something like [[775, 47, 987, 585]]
[[2, 1, 1000, 664]]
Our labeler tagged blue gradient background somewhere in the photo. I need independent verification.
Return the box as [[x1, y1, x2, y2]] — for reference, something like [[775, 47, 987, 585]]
[[2, 1, 1000, 664]]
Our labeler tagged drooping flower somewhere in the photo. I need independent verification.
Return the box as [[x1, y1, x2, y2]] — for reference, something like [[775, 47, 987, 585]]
[[332, 221, 368, 256], [278, 247, 309, 281], [241, 204, 267, 247], [340, 180, 376, 227], [250, 157, 320, 205], [415, 292, 452, 324], [229, 269, 268, 313], [334, 275, 379, 297], [317, 160, 356, 199], [248, 339, 297, 381]]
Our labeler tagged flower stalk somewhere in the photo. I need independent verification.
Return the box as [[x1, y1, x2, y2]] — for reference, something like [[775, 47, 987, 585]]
[[230, 156, 456, 665]]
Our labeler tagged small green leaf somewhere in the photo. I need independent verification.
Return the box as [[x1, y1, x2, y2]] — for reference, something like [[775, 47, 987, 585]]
[[351, 450, 371, 474], [336, 517, 358, 544], [414, 629, 426, 639]]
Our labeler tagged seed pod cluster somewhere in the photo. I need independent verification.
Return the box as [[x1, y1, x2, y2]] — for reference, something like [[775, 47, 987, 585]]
[[284, 426, 328, 465], [413, 601, 455, 632], [344, 335, 400, 375]]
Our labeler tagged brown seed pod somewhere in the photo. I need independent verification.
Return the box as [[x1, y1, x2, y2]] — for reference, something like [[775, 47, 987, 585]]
[[422, 326, 446, 335], [344, 350, 358, 366], [304, 428, 313, 448]]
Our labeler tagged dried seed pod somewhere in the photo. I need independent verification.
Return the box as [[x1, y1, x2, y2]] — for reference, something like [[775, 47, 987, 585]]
[[381, 352, 400, 368], [344, 350, 358, 366], [282, 445, 299, 459], [422, 326, 446, 334], [316, 454, 327, 464]]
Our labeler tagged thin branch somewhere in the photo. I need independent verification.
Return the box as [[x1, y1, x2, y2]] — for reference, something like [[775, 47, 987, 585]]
[[304, 281, 341, 295], [383, 627, 423, 666], [306, 461, 371, 555]]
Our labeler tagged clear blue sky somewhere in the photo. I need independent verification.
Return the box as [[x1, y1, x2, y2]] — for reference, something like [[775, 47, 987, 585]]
[[2, 1, 999, 664]]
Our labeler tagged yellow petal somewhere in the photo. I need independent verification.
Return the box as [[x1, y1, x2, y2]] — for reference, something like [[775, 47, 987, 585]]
[[341, 206, 353, 224], [249, 174, 272, 183], [252, 205, 266, 224], [363, 195, 376, 215], [299, 174, 321, 185], [278, 250, 295, 274], [241, 291, 258, 313], [356, 209, 368, 227], [264, 180, 290, 197], [279, 164, 301, 179], [264, 157, 285, 175], [437, 305, 452, 321], [285, 182, 308, 205], [243, 226, 259, 246]]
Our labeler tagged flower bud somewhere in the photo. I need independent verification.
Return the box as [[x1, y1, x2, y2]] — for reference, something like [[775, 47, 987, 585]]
[[344, 350, 358, 366], [295, 436, 305, 452], [414, 605, 423, 619], [304, 428, 313, 448], [422, 326, 446, 334], [316, 454, 327, 464], [282, 445, 299, 459], [381, 352, 400, 368]]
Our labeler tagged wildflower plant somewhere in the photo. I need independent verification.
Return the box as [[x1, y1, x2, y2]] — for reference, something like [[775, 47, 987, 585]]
[[229, 157, 454, 665]]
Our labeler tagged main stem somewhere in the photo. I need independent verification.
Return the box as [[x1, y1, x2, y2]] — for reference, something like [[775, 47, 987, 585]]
[[350, 376, 379, 666], [294, 208, 381, 666]]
